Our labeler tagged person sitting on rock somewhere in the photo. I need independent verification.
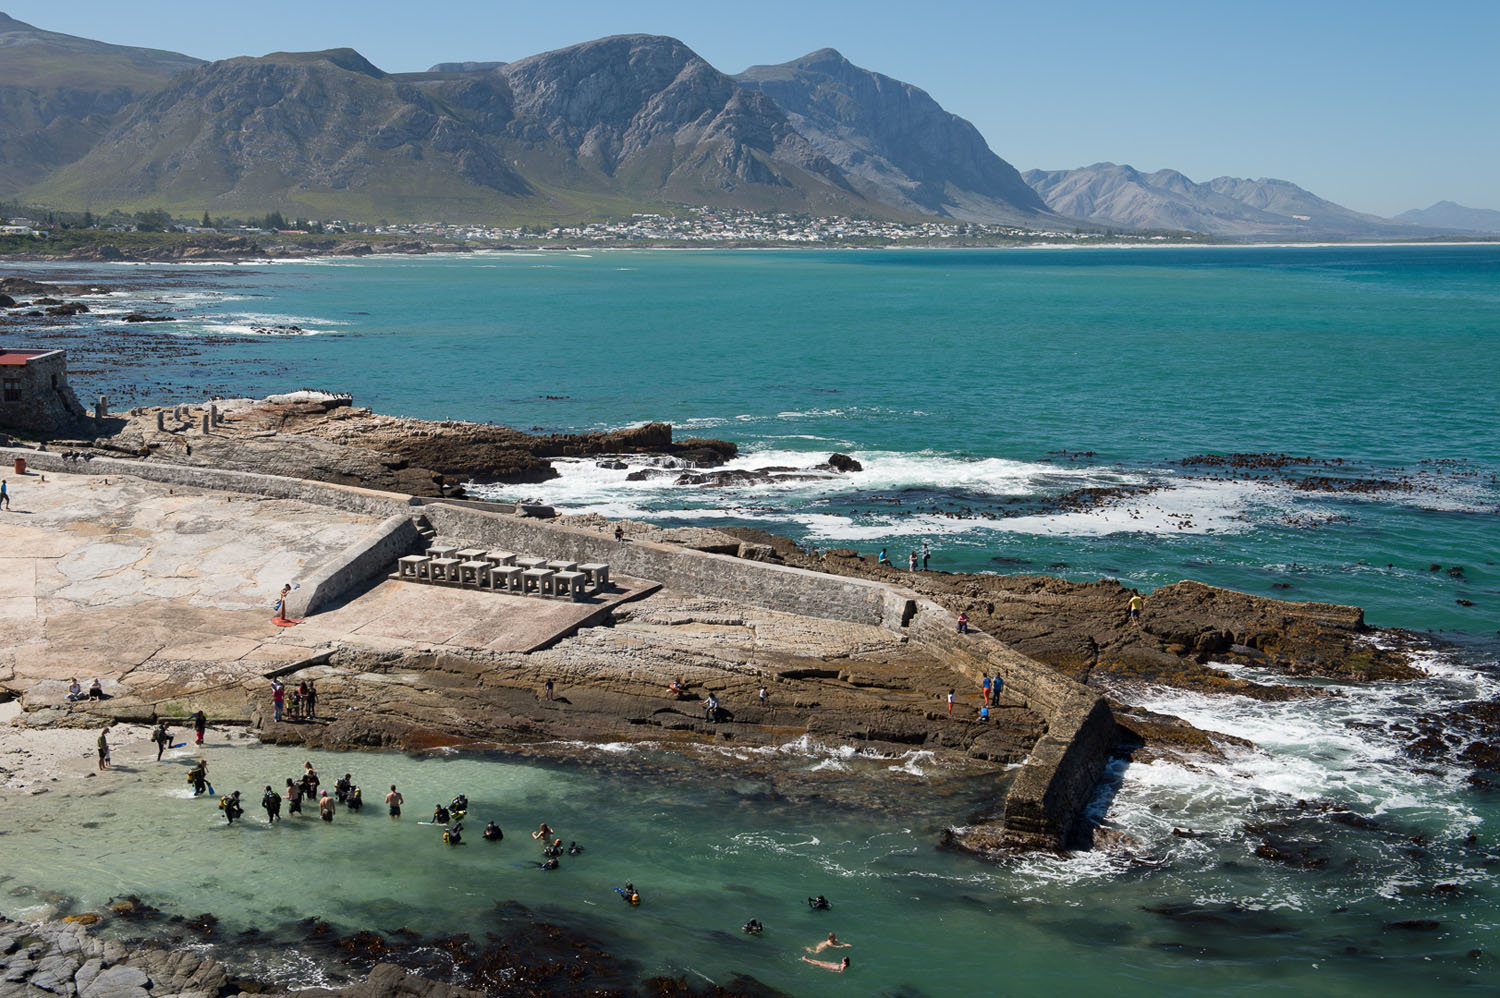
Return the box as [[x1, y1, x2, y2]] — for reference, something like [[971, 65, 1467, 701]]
[[66, 678, 84, 702], [87, 679, 104, 700]]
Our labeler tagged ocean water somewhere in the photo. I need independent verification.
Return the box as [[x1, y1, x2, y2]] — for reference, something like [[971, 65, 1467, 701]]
[[4, 245, 1499, 993]]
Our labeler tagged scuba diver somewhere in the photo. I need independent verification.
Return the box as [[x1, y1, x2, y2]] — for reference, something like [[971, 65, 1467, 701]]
[[346, 786, 363, 812], [450, 794, 469, 815], [807, 895, 831, 910], [742, 919, 763, 935], [262, 785, 281, 824], [442, 822, 464, 846], [335, 773, 352, 804], [542, 838, 563, 858], [218, 791, 243, 825], [186, 760, 212, 796], [538, 857, 559, 871], [567, 841, 583, 855], [614, 882, 641, 905], [433, 804, 451, 825], [483, 821, 503, 842]]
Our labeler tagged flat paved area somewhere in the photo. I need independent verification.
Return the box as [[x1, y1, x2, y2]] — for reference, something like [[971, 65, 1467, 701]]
[[0, 470, 379, 702], [291, 575, 657, 654], [0, 471, 654, 707]]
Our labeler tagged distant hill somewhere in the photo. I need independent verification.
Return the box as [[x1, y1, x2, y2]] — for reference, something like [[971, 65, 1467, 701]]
[[1023, 162, 1424, 239], [30, 34, 877, 222], [1394, 201, 1500, 234], [735, 49, 1052, 225], [426, 61, 506, 74], [0, 11, 202, 193]]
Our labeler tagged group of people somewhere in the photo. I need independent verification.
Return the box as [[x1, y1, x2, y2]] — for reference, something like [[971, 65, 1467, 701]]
[[269, 679, 317, 723], [738, 903, 851, 974], [876, 543, 931, 573], [66, 678, 106, 702]]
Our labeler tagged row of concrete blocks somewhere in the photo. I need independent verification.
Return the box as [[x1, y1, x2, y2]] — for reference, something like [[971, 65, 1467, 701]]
[[395, 546, 611, 602]]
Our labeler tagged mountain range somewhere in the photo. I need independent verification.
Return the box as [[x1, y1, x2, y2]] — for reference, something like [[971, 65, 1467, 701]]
[[1393, 201, 1500, 234], [0, 11, 1492, 238]]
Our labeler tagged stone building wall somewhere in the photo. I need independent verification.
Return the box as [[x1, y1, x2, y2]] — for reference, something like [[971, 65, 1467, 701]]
[[0, 348, 89, 434]]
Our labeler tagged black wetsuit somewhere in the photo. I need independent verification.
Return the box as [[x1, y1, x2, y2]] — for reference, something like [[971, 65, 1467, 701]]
[[483, 823, 502, 841], [335, 777, 351, 803], [222, 794, 242, 824], [347, 790, 363, 812], [263, 790, 281, 823], [288, 783, 303, 814]]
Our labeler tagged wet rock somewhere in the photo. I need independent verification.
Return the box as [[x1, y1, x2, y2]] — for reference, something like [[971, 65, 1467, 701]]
[[0, 293, 16, 308], [78, 963, 149, 998], [122, 313, 175, 323], [820, 452, 863, 473]]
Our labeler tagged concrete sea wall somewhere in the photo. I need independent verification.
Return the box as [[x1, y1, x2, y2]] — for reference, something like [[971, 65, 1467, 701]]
[[2, 447, 1114, 850]]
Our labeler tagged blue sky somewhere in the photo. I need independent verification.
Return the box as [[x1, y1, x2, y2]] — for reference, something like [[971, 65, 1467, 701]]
[[10, 0, 1497, 215]]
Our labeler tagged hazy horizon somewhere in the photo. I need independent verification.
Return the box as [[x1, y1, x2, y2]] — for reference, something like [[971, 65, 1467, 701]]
[[5, 0, 1496, 218]]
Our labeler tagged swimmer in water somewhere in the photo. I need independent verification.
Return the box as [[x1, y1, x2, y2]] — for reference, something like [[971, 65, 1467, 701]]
[[567, 841, 582, 855], [741, 919, 763, 935], [483, 821, 503, 841], [807, 895, 831, 910], [532, 822, 553, 840], [538, 858, 558, 870], [805, 932, 850, 954], [800, 956, 849, 973]]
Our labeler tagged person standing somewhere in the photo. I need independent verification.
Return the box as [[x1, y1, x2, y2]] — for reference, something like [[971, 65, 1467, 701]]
[[154, 721, 171, 761], [1128, 593, 1143, 625], [97, 726, 110, 770], [192, 709, 207, 745], [908, 551, 918, 573], [271, 680, 284, 722], [0, 479, 10, 510], [544, 679, 554, 701], [286, 778, 303, 815], [921, 543, 930, 571], [759, 686, 768, 708], [319, 790, 336, 822], [981, 675, 992, 707], [946, 689, 955, 715], [305, 680, 317, 719], [386, 784, 403, 819], [262, 785, 282, 824]]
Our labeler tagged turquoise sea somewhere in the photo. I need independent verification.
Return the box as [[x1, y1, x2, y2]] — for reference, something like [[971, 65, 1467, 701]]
[[3, 245, 1498, 994]]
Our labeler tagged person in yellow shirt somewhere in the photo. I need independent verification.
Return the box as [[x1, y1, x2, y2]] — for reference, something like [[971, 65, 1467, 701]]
[[1128, 593, 1143, 625]]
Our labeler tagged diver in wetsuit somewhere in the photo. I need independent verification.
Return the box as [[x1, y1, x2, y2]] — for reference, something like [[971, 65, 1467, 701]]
[[443, 822, 463, 845], [347, 786, 363, 812], [483, 822, 503, 841], [567, 841, 583, 855], [538, 858, 558, 870], [262, 785, 281, 824], [219, 791, 243, 825], [542, 838, 563, 857], [335, 773, 352, 804], [187, 761, 210, 796], [433, 804, 451, 824], [807, 895, 831, 910], [450, 794, 469, 814], [742, 919, 763, 935]]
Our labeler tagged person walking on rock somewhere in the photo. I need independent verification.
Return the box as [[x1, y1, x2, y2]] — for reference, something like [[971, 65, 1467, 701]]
[[946, 690, 955, 715], [271, 680, 284, 723], [1128, 593, 1143, 626], [0, 479, 10, 510]]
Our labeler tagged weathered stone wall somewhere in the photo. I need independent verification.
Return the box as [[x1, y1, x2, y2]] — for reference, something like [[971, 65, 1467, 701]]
[[905, 598, 1116, 849], [0, 349, 89, 434], [283, 515, 422, 619], [419, 502, 898, 627]]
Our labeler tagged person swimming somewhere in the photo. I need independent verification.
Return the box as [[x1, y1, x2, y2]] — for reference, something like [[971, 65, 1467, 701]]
[[433, 804, 451, 824], [542, 838, 563, 857], [567, 841, 583, 855], [538, 858, 558, 870], [532, 822, 553, 840], [805, 932, 850, 954], [741, 919, 763, 935], [800, 955, 849, 973], [483, 821, 503, 841], [807, 895, 831, 910]]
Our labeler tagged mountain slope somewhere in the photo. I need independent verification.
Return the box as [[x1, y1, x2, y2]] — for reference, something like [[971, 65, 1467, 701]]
[[0, 11, 202, 193], [1394, 201, 1500, 234], [29, 34, 881, 222], [32, 48, 534, 219], [734, 48, 1050, 225], [1024, 163, 1422, 238]]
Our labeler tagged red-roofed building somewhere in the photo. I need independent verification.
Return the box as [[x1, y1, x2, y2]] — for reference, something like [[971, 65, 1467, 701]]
[[0, 347, 89, 434]]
